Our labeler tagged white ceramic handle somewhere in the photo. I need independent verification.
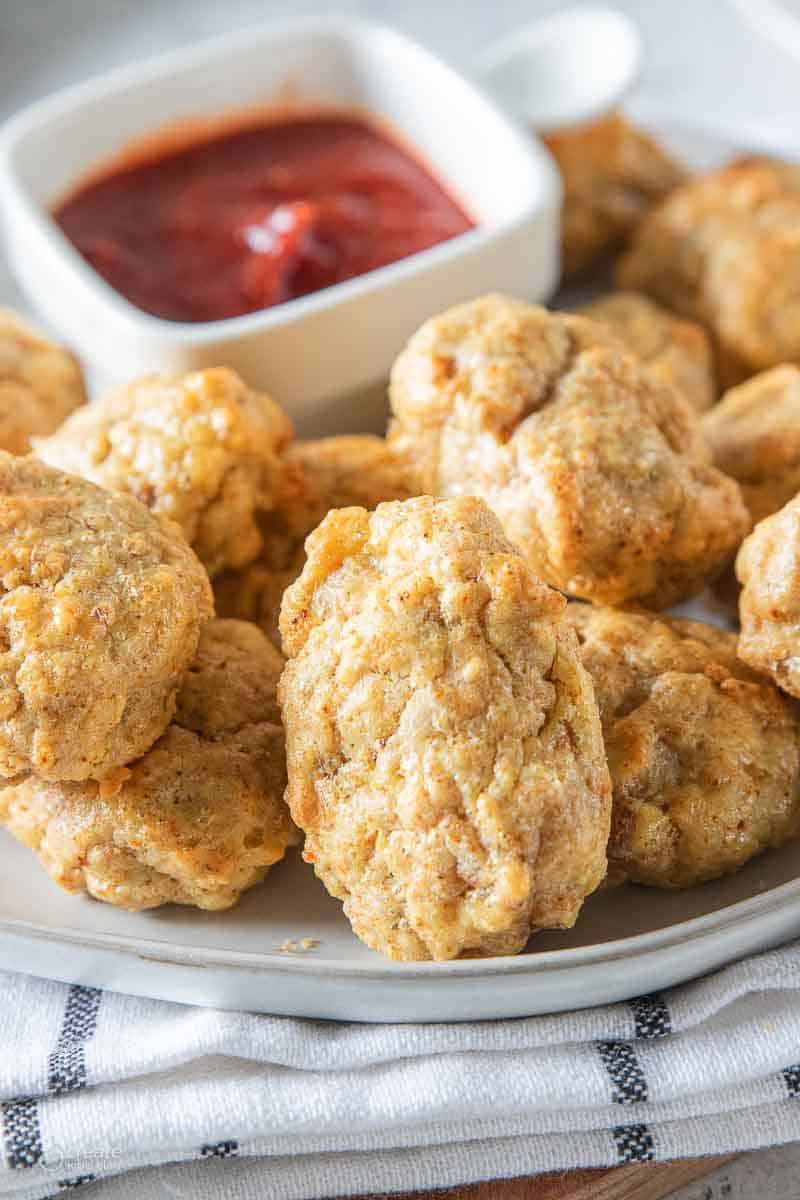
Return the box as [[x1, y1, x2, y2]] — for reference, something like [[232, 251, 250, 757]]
[[476, 4, 643, 131]]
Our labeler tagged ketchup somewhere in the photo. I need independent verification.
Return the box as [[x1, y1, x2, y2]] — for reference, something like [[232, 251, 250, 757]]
[[53, 112, 475, 323]]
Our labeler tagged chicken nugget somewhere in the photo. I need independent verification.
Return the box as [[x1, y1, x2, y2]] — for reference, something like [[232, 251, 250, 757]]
[[0, 620, 296, 910], [567, 604, 800, 887], [34, 367, 292, 577], [737, 493, 800, 698], [214, 434, 415, 645], [618, 158, 800, 384], [0, 453, 213, 781], [543, 112, 687, 279], [388, 295, 747, 608], [278, 495, 611, 961], [580, 290, 715, 412], [703, 365, 800, 527], [0, 309, 85, 454]]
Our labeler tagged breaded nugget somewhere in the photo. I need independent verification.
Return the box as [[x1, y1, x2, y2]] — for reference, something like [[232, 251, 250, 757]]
[[279, 496, 611, 961], [0, 309, 86, 455], [542, 112, 687, 279], [388, 295, 748, 608], [703, 365, 800, 527], [737, 493, 800, 697], [579, 291, 715, 412], [213, 553, 300, 654], [173, 616, 283, 730], [214, 435, 415, 645], [0, 453, 213, 782], [34, 367, 292, 577], [567, 605, 800, 888], [0, 620, 297, 910], [618, 158, 800, 383]]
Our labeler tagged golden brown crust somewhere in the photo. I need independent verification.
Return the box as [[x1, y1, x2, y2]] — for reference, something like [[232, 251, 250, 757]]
[[388, 295, 748, 608], [278, 496, 611, 961], [0, 309, 86, 455], [213, 435, 416, 646], [0, 620, 297, 910], [34, 368, 292, 577], [567, 604, 800, 887], [285, 435, 417, 529], [0, 453, 213, 782], [703, 365, 800, 527], [737, 493, 800, 697], [579, 291, 716, 412], [543, 113, 687, 279], [618, 158, 800, 383], [174, 617, 283, 732]]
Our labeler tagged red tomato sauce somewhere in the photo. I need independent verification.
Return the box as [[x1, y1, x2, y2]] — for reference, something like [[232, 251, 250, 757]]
[[53, 112, 475, 323]]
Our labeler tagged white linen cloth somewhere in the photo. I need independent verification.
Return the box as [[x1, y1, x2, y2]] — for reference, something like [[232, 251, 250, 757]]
[[2, 939, 800, 1199]]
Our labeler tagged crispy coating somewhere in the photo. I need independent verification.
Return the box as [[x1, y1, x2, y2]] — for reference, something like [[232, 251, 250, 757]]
[[703, 365, 800, 527], [0, 453, 213, 782], [214, 435, 415, 645], [388, 295, 748, 608], [278, 496, 612, 961], [174, 616, 283, 731], [737, 493, 800, 698], [618, 158, 800, 384], [34, 367, 292, 577], [566, 605, 800, 887], [579, 291, 715, 412], [542, 112, 687, 279], [697, 366, 800, 617], [0, 309, 86, 455], [0, 620, 297, 910]]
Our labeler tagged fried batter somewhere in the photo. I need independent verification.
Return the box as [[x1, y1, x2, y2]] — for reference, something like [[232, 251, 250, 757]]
[[543, 112, 687, 279], [214, 435, 415, 645], [0, 309, 86, 455], [737, 493, 800, 698], [0, 620, 297, 910], [579, 291, 715, 412], [703, 365, 800, 527], [618, 158, 800, 384], [34, 367, 292, 577], [567, 604, 800, 887], [697, 366, 800, 616], [278, 495, 611, 961], [388, 295, 747, 608], [0, 453, 213, 782]]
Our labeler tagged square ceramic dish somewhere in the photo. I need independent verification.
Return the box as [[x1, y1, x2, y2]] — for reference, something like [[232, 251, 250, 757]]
[[0, 16, 560, 429]]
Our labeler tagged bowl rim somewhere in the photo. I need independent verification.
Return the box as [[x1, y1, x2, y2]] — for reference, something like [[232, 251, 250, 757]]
[[0, 13, 559, 344]]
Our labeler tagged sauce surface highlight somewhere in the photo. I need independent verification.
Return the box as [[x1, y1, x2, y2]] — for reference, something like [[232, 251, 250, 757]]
[[54, 113, 475, 323]]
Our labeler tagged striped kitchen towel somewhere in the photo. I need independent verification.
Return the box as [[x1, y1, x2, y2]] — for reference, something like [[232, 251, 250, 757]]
[[2, 939, 800, 1199]]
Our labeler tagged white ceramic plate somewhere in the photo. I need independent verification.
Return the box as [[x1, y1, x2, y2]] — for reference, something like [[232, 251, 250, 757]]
[[3, 618, 798, 1025], [2, 827, 800, 1022], [3, 123, 799, 1023]]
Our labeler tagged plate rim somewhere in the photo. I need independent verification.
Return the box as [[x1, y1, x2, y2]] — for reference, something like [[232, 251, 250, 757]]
[[2, 870, 799, 979]]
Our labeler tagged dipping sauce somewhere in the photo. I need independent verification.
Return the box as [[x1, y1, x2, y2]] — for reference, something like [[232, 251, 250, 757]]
[[53, 112, 475, 323]]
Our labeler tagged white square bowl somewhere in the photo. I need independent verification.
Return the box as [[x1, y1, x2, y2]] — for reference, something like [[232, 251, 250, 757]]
[[0, 16, 560, 427]]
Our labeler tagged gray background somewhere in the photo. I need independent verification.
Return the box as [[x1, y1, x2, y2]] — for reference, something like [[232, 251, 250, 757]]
[[2, 1, 800, 1195], [4, 0, 800, 137]]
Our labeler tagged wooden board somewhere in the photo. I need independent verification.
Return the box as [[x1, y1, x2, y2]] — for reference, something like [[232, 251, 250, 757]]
[[358, 1156, 736, 1200]]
